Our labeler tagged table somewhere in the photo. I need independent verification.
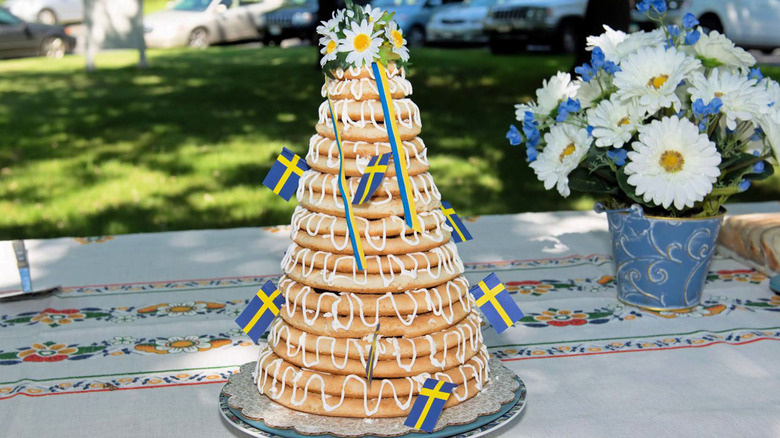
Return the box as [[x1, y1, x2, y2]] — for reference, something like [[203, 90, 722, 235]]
[[1, 202, 779, 437]]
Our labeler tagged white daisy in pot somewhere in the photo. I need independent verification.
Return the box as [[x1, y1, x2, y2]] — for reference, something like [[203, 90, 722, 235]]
[[614, 45, 701, 114], [529, 125, 592, 197], [686, 30, 756, 70], [535, 72, 579, 117], [588, 97, 644, 148], [688, 68, 772, 130], [625, 116, 722, 210], [338, 19, 382, 67], [385, 21, 409, 62]]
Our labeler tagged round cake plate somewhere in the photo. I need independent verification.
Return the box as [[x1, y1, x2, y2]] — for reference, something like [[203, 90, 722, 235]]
[[219, 376, 526, 438]]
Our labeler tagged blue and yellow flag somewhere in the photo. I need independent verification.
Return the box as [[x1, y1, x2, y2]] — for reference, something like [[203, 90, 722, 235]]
[[235, 280, 285, 343], [469, 273, 523, 334], [440, 201, 473, 243], [365, 323, 381, 385], [326, 91, 368, 271], [352, 153, 390, 205], [262, 147, 309, 201], [371, 62, 422, 232], [404, 378, 457, 432]]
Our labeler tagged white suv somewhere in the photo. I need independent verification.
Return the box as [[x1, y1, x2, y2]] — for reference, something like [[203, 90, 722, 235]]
[[5, 0, 83, 25], [483, 0, 586, 54]]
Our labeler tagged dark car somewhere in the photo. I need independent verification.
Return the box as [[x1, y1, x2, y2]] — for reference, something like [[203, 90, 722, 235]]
[[259, 0, 369, 45], [0, 7, 75, 59]]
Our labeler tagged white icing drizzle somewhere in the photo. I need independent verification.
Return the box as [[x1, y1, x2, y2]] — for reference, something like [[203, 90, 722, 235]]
[[295, 170, 441, 211], [288, 206, 447, 255], [317, 99, 422, 131], [306, 134, 430, 171], [253, 345, 490, 415], [332, 65, 406, 81], [321, 76, 413, 100]]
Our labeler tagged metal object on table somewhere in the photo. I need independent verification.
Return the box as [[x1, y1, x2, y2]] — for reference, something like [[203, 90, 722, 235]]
[[220, 358, 525, 438], [771, 275, 780, 294], [0, 240, 60, 301]]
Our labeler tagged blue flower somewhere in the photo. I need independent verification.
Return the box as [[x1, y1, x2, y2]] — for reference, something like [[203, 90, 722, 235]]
[[751, 128, 765, 141], [667, 25, 681, 38], [636, 0, 650, 12], [575, 63, 596, 82], [603, 61, 621, 75], [698, 120, 708, 131], [526, 146, 538, 162], [675, 109, 687, 119], [522, 111, 541, 147], [556, 98, 581, 122], [651, 0, 667, 13], [692, 98, 709, 118], [591, 47, 606, 69], [738, 179, 751, 192], [682, 13, 699, 29], [607, 148, 628, 166], [587, 125, 594, 137], [748, 67, 763, 81], [753, 161, 765, 174], [506, 125, 523, 146], [684, 29, 700, 45], [708, 97, 723, 114]]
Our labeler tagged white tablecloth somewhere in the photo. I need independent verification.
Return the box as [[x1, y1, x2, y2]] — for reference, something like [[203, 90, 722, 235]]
[[1, 202, 779, 437]]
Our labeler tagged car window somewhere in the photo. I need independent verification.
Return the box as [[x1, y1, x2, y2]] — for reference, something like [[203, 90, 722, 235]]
[[372, 0, 420, 6], [171, 0, 213, 11], [0, 9, 22, 25]]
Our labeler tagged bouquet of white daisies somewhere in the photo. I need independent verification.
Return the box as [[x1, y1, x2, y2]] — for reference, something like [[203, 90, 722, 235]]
[[316, 0, 409, 74], [507, 0, 779, 218]]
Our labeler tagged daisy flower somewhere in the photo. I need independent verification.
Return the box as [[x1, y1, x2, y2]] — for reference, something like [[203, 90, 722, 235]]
[[575, 78, 605, 110], [338, 19, 382, 67], [588, 97, 644, 148], [316, 16, 340, 38], [319, 32, 339, 66], [587, 26, 665, 64], [614, 45, 701, 114], [535, 72, 580, 117], [529, 125, 592, 197], [385, 21, 409, 62], [364, 5, 384, 23], [688, 68, 771, 130], [625, 116, 721, 210], [687, 30, 756, 69], [514, 102, 538, 121]]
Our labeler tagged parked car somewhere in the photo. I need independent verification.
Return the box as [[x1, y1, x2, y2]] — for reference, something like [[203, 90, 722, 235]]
[[371, 0, 463, 47], [259, 0, 369, 46], [144, 0, 283, 49], [635, 0, 780, 54], [4, 0, 83, 25], [0, 7, 75, 58], [426, 0, 498, 44], [483, 0, 586, 54]]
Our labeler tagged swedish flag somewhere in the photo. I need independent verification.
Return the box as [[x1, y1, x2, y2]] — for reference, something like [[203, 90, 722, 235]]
[[352, 153, 390, 205], [404, 378, 457, 432], [365, 323, 380, 385], [262, 147, 309, 201], [440, 201, 473, 243], [235, 280, 286, 343], [469, 273, 523, 334]]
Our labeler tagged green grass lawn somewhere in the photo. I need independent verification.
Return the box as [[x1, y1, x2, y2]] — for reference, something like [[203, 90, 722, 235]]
[[0, 46, 778, 240]]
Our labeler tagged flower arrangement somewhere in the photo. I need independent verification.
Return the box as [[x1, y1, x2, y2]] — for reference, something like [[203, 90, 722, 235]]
[[507, 0, 779, 217], [316, 0, 409, 73]]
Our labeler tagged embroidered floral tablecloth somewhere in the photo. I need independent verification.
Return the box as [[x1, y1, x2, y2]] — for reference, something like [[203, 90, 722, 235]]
[[1, 202, 779, 437]]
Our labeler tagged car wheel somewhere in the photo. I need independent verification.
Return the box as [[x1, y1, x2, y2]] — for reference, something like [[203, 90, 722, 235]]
[[40, 36, 66, 59], [189, 27, 210, 49], [407, 26, 425, 48], [37, 8, 58, 25], [488, 37, 522, 55], [760, 48, 776, 55], [699, 14, 723, 35], [555, 21, 580, 54]]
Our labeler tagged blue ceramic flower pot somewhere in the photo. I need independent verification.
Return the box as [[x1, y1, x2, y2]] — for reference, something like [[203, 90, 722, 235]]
[[597, 204, 724, 311]]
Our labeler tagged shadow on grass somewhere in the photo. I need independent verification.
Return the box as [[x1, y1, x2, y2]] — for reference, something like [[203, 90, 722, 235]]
[[0, 46, 777, 239]]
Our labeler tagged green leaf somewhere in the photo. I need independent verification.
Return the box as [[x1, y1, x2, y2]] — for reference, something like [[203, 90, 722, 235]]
[[75, 346, 107, 355], [745, 162, 775, 181], [2, 317, 32, 324], [568, 168, 619, 195], [616, 167, 648, 206], [0, 352, 20, 360], [698, 56, 724, 69]]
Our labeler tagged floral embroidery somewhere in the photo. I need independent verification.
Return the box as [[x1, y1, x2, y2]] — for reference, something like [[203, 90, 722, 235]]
[[137, 301, 224, 317], [73, 236, 114, 244], [531, 309, 591, 326], [2, 308, 111, 328], [708, 269, 766, 284], [31, 309, 85, 325], [506, 281, 554, 296], [648, 304, 727, 319], [135, 335, 231, 355], [0, 341, 107, 365]]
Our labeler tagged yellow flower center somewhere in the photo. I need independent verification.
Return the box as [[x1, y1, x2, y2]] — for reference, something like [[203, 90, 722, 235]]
[[170, 340, 195, 348], [714, 91, 724, 98], [559, 143, 576, 162], [617, 116, 630, 127], [326, 40, 337, 54], [659, 150, 685, 173], [353, 33, 370, 52], [647, 74, 669, 89], [391, 29, 404, 48]]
